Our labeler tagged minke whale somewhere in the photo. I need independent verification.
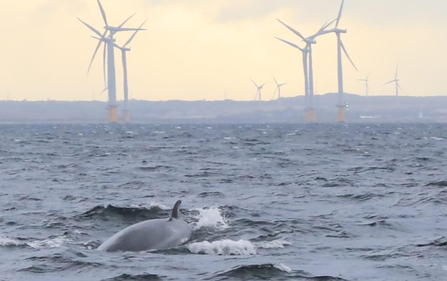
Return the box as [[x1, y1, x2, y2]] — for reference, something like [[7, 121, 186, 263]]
[[97, 200, 192, 252]]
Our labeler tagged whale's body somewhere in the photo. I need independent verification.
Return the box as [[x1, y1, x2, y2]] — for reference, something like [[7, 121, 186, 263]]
[[97, 200, 191, 252]]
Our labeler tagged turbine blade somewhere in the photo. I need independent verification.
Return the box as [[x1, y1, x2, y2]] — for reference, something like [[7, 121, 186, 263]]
[[340, 40, 358, 71], [272, 76, 279, 86], [276, 19, 306, 41], [280, 83, 287, 86], [318, 18, 337, 34], [261, 82, 268, 88], [87, 39, 103, 75], [100, 87, 108, 95], [113, 27, 147, 32], [335, 0, 345, 28], [395, 64, 398, 79], [275, 37, 304, 52], [117, 13, 136, 29], [78, 18, 102, 37], [271, 87, 278, 100], [384, 80, 395, 86], [97, 0, 108, 26], [398, 83, 404, 93], [123, 20, 147, 48], [251, 79, 259, 88]]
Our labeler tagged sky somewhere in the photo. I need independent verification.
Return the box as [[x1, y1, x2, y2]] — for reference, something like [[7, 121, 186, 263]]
[[0, 0, 446, 102]]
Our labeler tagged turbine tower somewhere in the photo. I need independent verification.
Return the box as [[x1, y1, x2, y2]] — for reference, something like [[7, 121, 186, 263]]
[[320, 0, 358, 122], [251, 79, 267, 101], [276, 19, 334, 122], [114, 21, 146, 123], [78, 0, 144, 123], [384, 65, 402, 106], [272, 76, 286, 103], [357, 73, 370, 96]]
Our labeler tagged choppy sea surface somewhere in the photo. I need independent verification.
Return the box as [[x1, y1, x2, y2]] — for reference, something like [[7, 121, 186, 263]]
[[1, 123, 447, 281]]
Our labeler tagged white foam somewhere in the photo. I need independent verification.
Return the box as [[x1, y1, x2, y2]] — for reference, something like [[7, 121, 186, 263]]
[[26, 236, 72, 249], [274, 263, 292, 273], [188, 239, 256, 256], [0, 236, 23, 247], [148, 202, 170, 210], [255, 239, 291, 249], [193, 207, 228, 229]]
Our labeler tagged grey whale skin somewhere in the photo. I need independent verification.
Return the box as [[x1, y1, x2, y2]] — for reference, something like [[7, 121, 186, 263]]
[[97, 200, 192, 252]]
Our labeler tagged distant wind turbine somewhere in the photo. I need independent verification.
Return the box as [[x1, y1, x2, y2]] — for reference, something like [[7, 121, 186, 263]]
[[78, 0, 144, 123], [317, 0, 358, 122], [276, 19, 334, 122], [114, 20, 146, 123], [271, 76, 286, 101], [384, 65, 403, 106], [251, 79, 267, 101], [357, 73, 370, 96]]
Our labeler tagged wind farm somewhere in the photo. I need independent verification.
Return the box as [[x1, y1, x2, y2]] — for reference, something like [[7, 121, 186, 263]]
[[78, 0, 145, 123], [1, 1, 445, 124]]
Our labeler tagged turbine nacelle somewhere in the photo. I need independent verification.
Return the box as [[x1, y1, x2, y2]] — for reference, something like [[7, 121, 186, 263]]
[[91, 35, 115, 43]]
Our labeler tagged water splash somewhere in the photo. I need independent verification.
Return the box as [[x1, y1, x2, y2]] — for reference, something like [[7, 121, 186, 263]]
[[188, 239, 256, 255]]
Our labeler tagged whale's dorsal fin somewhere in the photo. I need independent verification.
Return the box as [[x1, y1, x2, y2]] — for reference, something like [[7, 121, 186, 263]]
[[169, 200, 181, 221]]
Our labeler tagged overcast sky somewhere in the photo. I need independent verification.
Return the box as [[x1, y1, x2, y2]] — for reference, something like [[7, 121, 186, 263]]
[[0, 0, 446, 101]]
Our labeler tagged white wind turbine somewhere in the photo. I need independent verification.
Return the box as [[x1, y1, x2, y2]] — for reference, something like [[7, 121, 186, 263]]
[[78, 0, 144, 123], [114, 21, 146, 123], [319, 0, 358, 122], [357, 73, 370, 96], [384, 65, 403, 106], [251, 79, 267, 101], [272, 76, 286, 101], [276, 19, 334, 121], [274, 37, 309, 108]]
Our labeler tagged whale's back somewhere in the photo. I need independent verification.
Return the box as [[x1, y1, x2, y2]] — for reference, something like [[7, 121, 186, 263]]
[[98, 218, 191, 252]]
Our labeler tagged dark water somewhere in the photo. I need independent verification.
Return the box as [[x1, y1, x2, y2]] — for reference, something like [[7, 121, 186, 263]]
[[1, 123, 447, 281]]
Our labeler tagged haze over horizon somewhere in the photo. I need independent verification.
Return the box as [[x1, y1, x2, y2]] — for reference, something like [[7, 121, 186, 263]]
[[0, 0, 446, 102]]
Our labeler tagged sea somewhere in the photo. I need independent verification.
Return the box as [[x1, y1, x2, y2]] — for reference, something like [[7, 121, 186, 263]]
[[1, 123, 446, 281]]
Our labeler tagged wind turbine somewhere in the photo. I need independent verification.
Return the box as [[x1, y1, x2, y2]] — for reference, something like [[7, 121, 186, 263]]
[[357, 73, 370, 96], [113, 20, 146, 123], [384, 65, 402, 106], [271, 76, 286, 102], [78, 0, 144, 123], [251, 79, 267, 101], [276, 19, 334, 122], [318, 0, 358, 122]]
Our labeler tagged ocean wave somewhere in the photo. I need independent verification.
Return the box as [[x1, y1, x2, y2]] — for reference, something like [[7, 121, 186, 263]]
[[102, 273, 163, 281], [255, 239, 291, 249], [79, 204, 168, 222], [26, 236, 72, 249], [211, 263, 297, 280], [0, 236, 24, 247]]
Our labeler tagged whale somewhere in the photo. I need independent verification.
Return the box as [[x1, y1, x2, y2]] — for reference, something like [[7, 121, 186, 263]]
[[97, 200, 192, 252]]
